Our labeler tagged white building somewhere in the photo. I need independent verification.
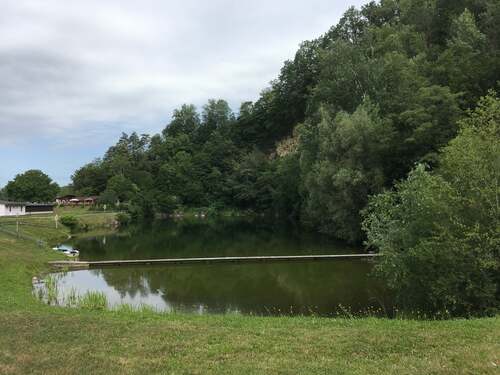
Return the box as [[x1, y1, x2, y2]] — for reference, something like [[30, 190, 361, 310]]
[[0, 201, 54, 217], [0, 201, 26, 216]]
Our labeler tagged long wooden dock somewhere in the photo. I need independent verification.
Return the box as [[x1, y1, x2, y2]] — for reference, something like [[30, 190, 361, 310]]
[[49, 253, 381, 269]]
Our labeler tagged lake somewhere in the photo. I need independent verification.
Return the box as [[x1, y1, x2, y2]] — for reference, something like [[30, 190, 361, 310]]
[[43, 217, 388, 316]]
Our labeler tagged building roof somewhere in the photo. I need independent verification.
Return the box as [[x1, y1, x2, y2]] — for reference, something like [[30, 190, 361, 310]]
[[0, 200, 54, 207], [0, 200, 27, 206], [70, 196, 98, 201]]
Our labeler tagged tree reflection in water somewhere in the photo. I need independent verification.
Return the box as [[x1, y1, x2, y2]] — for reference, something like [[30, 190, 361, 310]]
[[55, 218, 389, 316]]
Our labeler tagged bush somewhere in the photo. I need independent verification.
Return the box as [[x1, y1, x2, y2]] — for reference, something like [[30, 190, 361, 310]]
[[116, 212, 131, 226], [362, 94, 500, 317], [59, 215, 79, 232], [156, 194, 180, 214]]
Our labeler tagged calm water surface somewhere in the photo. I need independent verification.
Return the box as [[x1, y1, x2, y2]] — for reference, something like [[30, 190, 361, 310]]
[[48, 218, 387, 316]]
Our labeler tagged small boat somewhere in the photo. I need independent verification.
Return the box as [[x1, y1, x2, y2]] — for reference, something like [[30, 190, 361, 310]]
[[63, 249, 79, 257], [52, 244, 80, 257]]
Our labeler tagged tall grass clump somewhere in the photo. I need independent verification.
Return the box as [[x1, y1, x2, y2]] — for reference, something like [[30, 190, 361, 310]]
[[65, 287, 79, 308], [78, 291, 108, 311], [44, 275, 59, 305]]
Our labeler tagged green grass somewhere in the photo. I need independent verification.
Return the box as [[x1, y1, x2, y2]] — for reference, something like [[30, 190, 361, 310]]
[[55, 206, 119, 229], [0, 212, 498, 374]]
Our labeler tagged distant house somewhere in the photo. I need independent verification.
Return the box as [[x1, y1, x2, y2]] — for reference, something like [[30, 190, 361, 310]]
[[55, 195, 76, 205], [0, 200, 54, 217], [56, 195, 98, 206], [83, 196, 98, 205], [66, 196, 98, 206]]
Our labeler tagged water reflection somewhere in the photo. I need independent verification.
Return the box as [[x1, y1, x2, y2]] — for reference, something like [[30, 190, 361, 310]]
[[72, 217, 359, 261], [47, 218, 388, 316]]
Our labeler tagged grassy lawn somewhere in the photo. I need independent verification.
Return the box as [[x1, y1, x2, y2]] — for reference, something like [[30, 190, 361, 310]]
[[0, 212, 498, 374]]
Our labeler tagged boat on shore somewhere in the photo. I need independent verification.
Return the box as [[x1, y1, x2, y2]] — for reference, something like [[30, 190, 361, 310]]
[[52, 244, 80, 257]]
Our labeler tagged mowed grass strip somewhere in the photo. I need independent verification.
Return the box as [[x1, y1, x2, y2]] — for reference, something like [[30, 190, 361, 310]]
[[0, 212, 498, 374]]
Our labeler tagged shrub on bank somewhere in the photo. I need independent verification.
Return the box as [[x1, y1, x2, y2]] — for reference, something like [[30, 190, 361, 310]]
[[363, 94, 500, 317], [116, 212, 131, 226], [59, 215, 79, 232]]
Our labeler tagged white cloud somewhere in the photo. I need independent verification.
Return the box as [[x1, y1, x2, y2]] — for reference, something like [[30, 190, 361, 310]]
[[0, 0, 369, 147]]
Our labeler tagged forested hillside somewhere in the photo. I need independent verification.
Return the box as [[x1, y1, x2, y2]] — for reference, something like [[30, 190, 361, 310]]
[[71, 0, 500, 243]]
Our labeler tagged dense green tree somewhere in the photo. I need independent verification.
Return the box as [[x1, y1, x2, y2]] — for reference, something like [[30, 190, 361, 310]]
[[58, 185, 75, 197], [436, 9, 488, 106], [363, 94, 500, 316], [103, 132, 150, 177], [5, 170, 59, 202], [72, 161, 108, 196], [106, 174, 137, 202], [312, 40, 380, 114], [394, 85, 461, 174], [163, 104, 200, 138], [273, 153, 301, 217], [97, 189, 119, 206], [361, 0, 399, 27], [300, 99, 393, 243], [229, 150, 276, 211], [155, 151, 204, 206], [327, 6, 368, 44], [196, 99, 234, 144], [0, 187, 7, 200], [155, 193, 180, 214]]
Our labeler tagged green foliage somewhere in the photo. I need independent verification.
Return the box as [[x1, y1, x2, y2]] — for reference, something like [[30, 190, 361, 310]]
[[59, 215, 79, 232], [363, 94, 500, 316], [155, 194, 180, 214], [4, 170, 59, 202], [436, 9, 489, 107], [58, 185, 75, 197], [396, 85, 462, 171], [71, 161, 108, 196], [0, 187, 7, 200], [115, 212, 131, 226], [273, 153, 301, 217], [163, 104, 200, 138], [229, 150, 276, 211], [301, 99, 393, 243], [106, 174, 136, 202], [97, 189, 118, 206]]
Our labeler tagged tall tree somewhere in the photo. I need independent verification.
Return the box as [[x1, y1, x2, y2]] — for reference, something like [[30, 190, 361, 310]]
[[5, 170, 59, 202], [72, 161, 108, 196], [300, 99, 393, 243], [436, 9, 488, 107], [163, 104, 200, 138]]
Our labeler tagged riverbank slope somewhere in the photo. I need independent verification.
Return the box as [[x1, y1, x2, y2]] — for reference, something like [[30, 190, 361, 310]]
[[0, 210, 498, 374]]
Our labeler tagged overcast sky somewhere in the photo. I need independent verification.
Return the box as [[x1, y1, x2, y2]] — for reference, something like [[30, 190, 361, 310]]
[[0, 0, 368, 187]]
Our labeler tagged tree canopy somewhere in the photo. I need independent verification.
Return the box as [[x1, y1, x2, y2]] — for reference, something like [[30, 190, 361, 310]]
[[4, 170, 59, 202]]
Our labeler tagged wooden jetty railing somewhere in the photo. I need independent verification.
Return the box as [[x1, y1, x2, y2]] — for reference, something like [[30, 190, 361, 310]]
[[49, 253, 381, 269]]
